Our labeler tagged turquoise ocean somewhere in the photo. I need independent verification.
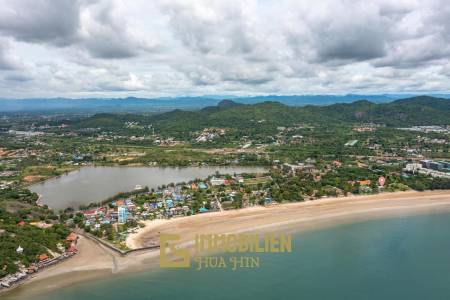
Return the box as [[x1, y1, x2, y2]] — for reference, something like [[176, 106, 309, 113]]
[[7, 213, 450, 300]]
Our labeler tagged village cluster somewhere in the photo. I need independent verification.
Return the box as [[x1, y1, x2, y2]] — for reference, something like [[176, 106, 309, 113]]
[[77, 173, 272, 246], [0, 232, 78, 289]]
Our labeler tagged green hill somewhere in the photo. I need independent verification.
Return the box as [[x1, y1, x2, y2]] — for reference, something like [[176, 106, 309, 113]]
[[73, 96, 450, 135]]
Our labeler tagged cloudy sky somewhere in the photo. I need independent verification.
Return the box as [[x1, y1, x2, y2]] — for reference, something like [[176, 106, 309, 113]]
[[0, 0, 449, 98]]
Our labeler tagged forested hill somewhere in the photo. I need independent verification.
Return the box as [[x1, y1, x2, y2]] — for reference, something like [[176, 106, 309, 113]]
[[74, 96, 450, 134]]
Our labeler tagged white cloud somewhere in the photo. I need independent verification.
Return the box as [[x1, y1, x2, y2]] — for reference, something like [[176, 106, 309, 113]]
[[0, 0, 450, 98], [0, 39, 23, 70]]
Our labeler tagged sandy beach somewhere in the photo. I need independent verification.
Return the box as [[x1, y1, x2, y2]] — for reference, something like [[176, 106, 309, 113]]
[[126, 190, 450, 248], [4, 190, 450, 298]]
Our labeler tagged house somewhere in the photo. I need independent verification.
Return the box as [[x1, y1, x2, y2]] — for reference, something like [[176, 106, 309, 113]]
[[16, 246, 24, 254], [332, 160, 342, 168], [83, 209, 98, 218], [210, 177, 226, 186], [165, 199, 174, 209], [39, 253, 49, 262], [358, 180, 371, 186], [126, 202, 136, 211], [66, 232, 78, 243], [282, 163, 305, 174]]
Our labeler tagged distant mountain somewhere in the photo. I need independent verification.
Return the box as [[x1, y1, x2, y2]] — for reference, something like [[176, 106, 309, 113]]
[[0, 97, 219, 113], [2, 94, 450, 113], [74, 96, 450, 136], [217, 99, 241, 108]]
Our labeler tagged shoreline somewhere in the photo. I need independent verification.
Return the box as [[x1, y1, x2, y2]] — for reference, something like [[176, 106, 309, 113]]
[[126, 190, 450, 248], [4, 189, 450, 298]]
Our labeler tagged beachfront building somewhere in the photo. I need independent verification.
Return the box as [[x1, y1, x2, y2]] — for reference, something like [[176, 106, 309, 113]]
[[118, 206, 128, 224]]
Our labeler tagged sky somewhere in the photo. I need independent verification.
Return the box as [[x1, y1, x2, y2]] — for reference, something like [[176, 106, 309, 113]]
[[0, 0, 449, 98]]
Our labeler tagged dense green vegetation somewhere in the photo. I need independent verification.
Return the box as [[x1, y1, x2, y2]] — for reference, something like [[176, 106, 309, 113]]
[[0, 188, 70, 276], [73, 96, 450, 137]]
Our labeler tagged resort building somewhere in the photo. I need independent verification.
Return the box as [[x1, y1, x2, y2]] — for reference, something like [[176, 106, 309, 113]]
[[118, 206, 128, 224]]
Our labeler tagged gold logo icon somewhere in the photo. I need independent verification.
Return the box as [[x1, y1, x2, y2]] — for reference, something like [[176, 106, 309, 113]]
[[160, 234, 190, 268]]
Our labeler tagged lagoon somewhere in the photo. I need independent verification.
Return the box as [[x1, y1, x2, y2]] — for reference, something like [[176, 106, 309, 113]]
[[30, 166, 266, 211]]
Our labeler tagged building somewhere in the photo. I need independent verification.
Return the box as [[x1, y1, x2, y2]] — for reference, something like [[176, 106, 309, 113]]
[[420, 160, 450, 171], [118, 206, 128, 224], [282, 163, 305, 174], [66, 233, 78, 243], [358, 180, 371, 186], [210, 177, 226, 186], [430, 161, 444, 170], [39, 253, 49, 262], [165, 199, 174, 209], [418, 168, 450, 179], [404, 163, 422, 173], [83, 209, 98, 218], [199, 207, 209, 213], [345, 140, 358, 147]]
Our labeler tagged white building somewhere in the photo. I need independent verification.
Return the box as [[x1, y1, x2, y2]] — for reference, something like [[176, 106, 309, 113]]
[[210, 177, 226, 186], [404, 163, 422, 173], [16, 246, 23, 254]]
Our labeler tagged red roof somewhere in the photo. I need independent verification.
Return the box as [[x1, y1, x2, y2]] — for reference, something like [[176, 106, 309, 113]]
[[83, 209, 97, 216], [66, 232, 78, 242], [358, 180, 371, 186], [18, 221, 26, 226], [39, 253, 49, 261]]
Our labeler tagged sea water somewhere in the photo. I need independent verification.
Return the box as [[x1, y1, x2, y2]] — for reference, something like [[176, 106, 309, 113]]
[[7, 213, 450, 300]]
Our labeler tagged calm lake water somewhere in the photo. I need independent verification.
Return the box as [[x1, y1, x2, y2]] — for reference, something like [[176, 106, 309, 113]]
[[30, 166, 266, 211], [7, 213, 450, 300]]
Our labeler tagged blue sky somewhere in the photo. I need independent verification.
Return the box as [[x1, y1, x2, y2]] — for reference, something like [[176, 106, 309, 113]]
[[0, 0, 449, 98]]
